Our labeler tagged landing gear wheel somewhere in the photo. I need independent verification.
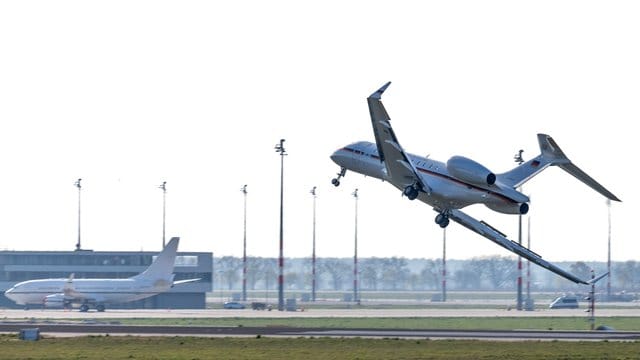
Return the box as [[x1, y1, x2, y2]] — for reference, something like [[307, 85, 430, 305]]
[[96, 304, 105, 312], [403, 185, 419, 200], [79, 304, 89, 312], [435, 213, 450, 228], [331, 178, 340, 187]]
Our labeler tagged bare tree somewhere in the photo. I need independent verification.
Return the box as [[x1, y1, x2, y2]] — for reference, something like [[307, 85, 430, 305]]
[[216, 256, 242, 290], [380, 257, 410, 290], [320, 258, 350, 290], [360, 258, 383, 290]]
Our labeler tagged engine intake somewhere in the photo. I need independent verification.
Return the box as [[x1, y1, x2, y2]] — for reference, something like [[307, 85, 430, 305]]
[[446, 156, 496, 186]]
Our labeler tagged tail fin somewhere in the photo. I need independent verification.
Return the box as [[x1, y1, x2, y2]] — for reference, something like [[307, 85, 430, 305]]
[[132, 237, 179, 281], [498, 134, 621, 202]]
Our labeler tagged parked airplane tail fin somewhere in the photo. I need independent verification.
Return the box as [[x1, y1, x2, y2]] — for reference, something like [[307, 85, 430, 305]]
[[497, 134, 620, 202], [132, 237, 179, 282]]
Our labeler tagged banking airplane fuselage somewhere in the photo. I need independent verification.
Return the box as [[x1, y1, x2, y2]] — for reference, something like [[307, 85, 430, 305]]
[[329, 82, 620, 285], [331, 141, 529, 215]]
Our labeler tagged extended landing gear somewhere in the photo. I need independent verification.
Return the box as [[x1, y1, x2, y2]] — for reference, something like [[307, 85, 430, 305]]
[[435, 212, 450, 228], [331, 167, 347, 187], [403, 185, 420, 200]]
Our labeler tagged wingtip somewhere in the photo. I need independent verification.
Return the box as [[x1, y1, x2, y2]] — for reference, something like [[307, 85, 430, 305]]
[[369, 81, 391, 99]]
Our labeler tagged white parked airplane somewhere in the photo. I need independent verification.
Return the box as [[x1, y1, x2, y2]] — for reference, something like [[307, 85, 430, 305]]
[[4, 237, 199, 312], [330, 82, 620, 285]]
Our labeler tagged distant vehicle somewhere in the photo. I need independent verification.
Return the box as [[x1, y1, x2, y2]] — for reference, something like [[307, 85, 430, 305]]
[[251, 302, 267, 310], [549, 295, 579, 309], [4, 238, 200, 312], [223, 301, 245, 309]]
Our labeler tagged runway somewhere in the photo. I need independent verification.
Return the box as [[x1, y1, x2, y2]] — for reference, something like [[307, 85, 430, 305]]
[[1, 323, 639, 341], [1, 307, 639, 319], [1, 307, 639, 340]]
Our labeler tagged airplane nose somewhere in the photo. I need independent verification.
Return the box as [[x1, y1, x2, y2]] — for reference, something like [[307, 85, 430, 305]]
[[330, 149, 350, 167], [4, 288, 15, 300]]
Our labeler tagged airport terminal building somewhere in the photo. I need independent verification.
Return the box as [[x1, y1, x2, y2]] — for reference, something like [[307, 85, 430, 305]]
[[0, 247, 212, 309]]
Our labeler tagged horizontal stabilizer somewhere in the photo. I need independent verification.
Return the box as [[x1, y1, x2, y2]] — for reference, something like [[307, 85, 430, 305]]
[[538, 134, 621, 202], [557, 162, 621, 202]]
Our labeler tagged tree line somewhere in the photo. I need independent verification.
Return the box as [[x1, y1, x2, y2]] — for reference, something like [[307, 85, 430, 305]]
[[213, 256, 640, 293]]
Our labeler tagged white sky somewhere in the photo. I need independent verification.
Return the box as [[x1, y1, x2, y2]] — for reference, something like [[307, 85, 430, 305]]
[[0, 1, 637, 263]]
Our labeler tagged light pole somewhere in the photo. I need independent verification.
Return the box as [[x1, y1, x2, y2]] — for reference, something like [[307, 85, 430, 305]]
[[310, 186, 317, 302], [74, 178, 82, 251], [589, 269, 596, 330], [514, 150, 524, 311], [352, 188, 359, 304], [607, 199, 611, 301], [158, 181, 167, 248], [274, 139, 286, 311], [442, 227, 447, 302], [241, 184, 248, 302], [526, 216, 532, 309], [218, 270, 224, 304]]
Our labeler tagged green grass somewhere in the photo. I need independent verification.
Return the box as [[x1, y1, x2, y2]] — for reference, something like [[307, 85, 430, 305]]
[[83, 316, 640, 331], [0, 334, 638, 360]]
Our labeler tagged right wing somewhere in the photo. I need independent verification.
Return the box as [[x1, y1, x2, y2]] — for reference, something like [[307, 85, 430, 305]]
[[447, 209, 589, 284], [367, 82, 430, 193]]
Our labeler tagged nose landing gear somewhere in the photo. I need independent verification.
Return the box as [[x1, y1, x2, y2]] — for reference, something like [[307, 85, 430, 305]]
[[331, 167, 347, 187]]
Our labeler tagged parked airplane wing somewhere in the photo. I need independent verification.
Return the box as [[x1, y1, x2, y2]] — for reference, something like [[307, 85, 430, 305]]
[[367, 82, 430, 193], [447, 209, 589, 284], [173, 278, 201, 286]]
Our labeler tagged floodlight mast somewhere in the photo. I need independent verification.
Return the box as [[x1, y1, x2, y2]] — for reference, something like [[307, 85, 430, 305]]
[[274, 139, 286, 311], [74, 178, 82, 251], [241, 184, 248, 302], [607, 199, 611, 301], [442, 227, 447, 302], [514, 150, 524, 311], [158, 181, 167, 248], [310, 186, 317, 302], [352, 188, 359, 304]]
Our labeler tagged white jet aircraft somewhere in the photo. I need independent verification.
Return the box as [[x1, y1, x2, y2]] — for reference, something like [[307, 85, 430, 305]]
[[330, 82, 620, 285], [4, 237, 199, 312]]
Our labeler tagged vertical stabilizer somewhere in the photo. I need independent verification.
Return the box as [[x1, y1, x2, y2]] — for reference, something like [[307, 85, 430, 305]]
[[132, 237, 179, 281]]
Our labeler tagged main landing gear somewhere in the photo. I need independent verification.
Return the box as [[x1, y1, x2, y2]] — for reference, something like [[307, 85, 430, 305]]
[[435, 211, 450, 228], [403, 185, 420, 200], [331, 167, 347, 187]]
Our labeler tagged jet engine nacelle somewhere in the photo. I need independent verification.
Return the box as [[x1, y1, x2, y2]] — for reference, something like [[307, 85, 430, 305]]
[[485, 201, 529, 215], [43, 293, 71, 308], [446, 156, 496, 186]]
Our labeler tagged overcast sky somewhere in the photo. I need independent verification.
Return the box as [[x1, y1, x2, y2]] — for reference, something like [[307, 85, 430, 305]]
[[0, 1, 637, 264]]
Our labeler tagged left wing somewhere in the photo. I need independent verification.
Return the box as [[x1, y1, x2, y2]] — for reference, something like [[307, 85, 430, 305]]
[[447, 209, 589, 284], [368, 82, 430, 193]]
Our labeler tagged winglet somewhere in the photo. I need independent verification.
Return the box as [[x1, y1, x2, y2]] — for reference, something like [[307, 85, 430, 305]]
[[587, 272, 609, 285], [369, 82, 391, 100]]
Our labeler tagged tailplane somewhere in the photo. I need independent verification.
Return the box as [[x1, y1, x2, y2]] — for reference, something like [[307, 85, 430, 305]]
[[132, 237, 179, 282], [498, 134, 621, 202]]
